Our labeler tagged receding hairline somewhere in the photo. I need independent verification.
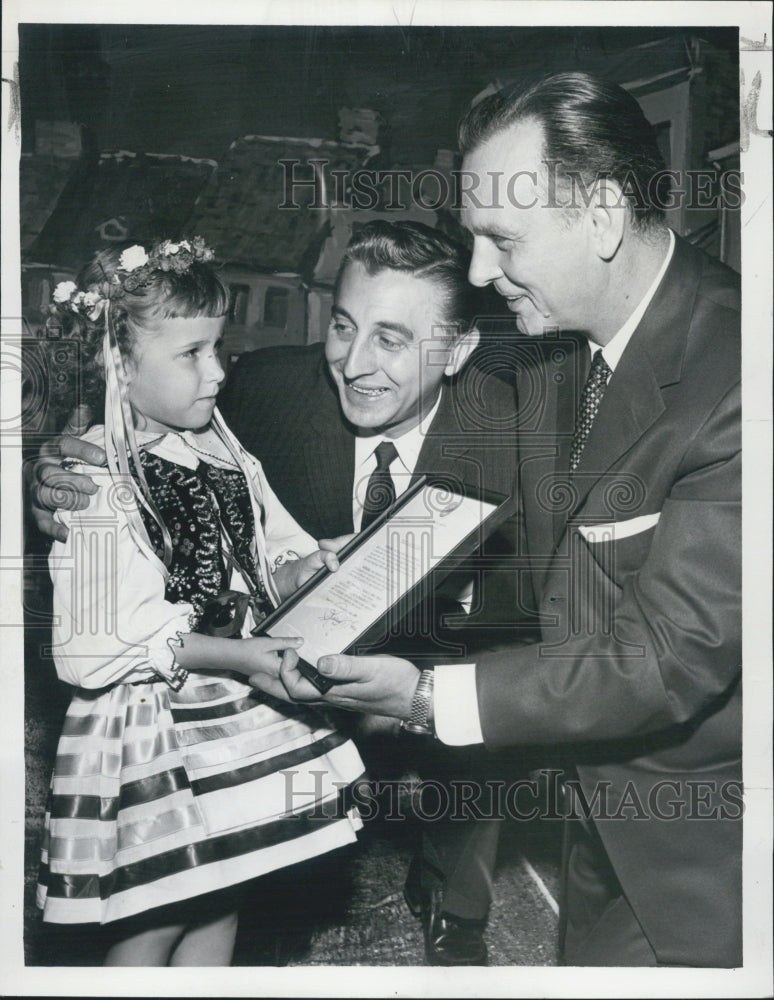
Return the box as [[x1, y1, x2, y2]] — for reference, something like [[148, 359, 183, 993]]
[[460, 115, 561, 212], [462, 111, 545, 156], [458, 74, 670, 232]]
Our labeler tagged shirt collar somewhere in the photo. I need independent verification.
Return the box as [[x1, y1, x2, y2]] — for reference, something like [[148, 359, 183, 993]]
[[136, 427, 234, 469], [589, 229, 675, 369], [353, 387, 444, 476]]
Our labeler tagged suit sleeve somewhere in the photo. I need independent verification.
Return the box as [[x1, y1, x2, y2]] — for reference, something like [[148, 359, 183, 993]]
[[475, 381, 741, 748]]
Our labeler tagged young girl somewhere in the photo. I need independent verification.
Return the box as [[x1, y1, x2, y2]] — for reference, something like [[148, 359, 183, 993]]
[[37, 238, 364, 966]]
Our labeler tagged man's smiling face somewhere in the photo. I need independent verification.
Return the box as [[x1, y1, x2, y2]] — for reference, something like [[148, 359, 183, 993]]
[[325, 262, 471, 438], [462, 118, 599, 338]]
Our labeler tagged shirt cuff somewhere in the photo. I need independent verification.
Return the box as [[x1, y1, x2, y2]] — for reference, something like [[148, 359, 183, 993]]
[[433, 663, 485, 746]]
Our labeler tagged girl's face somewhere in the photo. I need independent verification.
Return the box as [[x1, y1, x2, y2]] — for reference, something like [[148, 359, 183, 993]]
[[124, 315, 226, 433]]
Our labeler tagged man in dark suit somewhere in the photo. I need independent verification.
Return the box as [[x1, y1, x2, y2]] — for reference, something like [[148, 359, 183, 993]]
[[219, 222, 536, 966], [262, 75, 742, 967], [31, 221, 536, 966]]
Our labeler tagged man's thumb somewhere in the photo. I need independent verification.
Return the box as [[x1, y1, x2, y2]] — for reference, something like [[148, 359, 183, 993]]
[[318, 655, 349, 678]]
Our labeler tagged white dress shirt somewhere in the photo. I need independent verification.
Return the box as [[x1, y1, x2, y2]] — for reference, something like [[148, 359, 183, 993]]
[[433, 231, 676, 747], [352, 390, 444, 531], [588, 229, 675, 371]]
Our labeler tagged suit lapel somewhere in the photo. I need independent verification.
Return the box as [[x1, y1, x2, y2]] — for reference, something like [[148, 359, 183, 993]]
[[303, 432, 355, 535], [517, 237, 699, 595], [566, 235, 696, 513], [513, 336, 582, 595], [569, 349, 665, 502], [413, 386, 472, 484]]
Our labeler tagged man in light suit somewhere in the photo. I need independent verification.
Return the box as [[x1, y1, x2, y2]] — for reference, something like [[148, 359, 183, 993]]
[[31, 221, 538, 965], [261, 74, 743, 967]]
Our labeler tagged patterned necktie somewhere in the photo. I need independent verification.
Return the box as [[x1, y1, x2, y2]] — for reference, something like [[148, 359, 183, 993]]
[[360, 440, 398, 530], [569, 352, 613, 471]]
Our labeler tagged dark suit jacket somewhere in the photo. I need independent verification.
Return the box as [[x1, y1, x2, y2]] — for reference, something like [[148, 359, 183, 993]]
[[473, 236, 742, 966], [219, 342, 538, 658]]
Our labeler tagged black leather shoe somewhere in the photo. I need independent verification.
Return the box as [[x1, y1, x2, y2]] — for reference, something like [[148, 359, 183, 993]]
[[425, 910, 488, 967], [404, 858, 489, 966]]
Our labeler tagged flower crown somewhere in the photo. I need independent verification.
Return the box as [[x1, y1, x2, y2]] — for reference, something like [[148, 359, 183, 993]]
[[51, 236, 216, 321]]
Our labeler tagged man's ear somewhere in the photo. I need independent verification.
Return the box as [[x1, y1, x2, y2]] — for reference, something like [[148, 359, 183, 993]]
[[586, 178, 626, 261], [444, 325, 481, 377]]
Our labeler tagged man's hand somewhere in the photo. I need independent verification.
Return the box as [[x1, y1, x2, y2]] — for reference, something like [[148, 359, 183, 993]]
[[249, 652, 421, 720], [246, 648, 316, 704], [30, 406, 105, 542]]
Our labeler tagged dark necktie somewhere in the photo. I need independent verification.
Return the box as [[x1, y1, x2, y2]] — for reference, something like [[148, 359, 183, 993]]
[[360, 440, 398, 531], [569, 351, 613, 471]]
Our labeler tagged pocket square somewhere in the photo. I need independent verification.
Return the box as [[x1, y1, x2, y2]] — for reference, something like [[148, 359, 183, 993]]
[[578, 512, 661, 543]]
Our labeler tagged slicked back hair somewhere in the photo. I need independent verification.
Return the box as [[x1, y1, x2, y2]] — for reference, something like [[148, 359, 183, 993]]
[[458, 72, 669, 231]]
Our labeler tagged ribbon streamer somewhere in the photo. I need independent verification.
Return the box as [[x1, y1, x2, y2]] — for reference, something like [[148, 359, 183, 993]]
[[101, 302, 173, 571]]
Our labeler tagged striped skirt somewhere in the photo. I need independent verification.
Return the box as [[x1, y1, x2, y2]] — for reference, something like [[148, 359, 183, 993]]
[[37, 672, 365, 925]]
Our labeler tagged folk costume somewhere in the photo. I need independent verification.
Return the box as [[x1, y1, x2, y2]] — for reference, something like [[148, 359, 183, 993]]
[[38, 414, 364, 925]]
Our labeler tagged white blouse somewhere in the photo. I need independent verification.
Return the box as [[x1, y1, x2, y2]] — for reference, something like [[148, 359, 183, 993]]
[[49, 424, 317, 690]]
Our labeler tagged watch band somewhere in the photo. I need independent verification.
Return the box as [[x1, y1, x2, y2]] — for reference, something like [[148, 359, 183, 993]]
[[402, 669, 435, 735]]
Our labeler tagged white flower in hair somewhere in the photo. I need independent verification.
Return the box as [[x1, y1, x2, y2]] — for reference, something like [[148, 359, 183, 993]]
[[53, 281, 78, 304], [120, 245, 150, 271]]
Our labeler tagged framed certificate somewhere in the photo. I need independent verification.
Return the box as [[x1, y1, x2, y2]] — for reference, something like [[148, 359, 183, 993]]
[[259, 475, 517, 692]]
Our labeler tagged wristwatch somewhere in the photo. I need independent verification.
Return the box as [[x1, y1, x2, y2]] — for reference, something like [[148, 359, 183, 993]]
[[402, 669, 435, 735]]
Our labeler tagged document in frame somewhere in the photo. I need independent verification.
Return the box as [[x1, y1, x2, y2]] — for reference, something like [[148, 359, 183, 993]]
[[260, 476, 511, 691]]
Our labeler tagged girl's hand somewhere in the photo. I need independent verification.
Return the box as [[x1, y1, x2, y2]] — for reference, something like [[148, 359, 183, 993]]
[[239, 635, 305, 676], [274, 548, 341, 598], [296, 547, 341, 587], [318, 533, 356, 554], [246, 648, 313, 704], [169, 633, 304, 681]]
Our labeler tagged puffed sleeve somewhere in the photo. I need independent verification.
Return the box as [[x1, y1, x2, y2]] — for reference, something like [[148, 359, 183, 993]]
[[49, 466, 195, 689]]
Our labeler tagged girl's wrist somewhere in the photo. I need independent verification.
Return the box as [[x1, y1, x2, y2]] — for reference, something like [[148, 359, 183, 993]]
[[221, 636, 253, 674], [174, 632, 248, 673], [228, 636, 284, 677]]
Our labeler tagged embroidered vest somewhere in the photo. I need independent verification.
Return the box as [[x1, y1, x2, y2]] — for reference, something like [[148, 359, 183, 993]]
[[136, 452, 271, 630]]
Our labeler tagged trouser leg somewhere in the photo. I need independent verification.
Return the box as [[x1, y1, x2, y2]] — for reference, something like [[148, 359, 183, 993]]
[[560, 815, 657, 967], [420, 814, 501, 920], [414, 744, 504, 921]]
